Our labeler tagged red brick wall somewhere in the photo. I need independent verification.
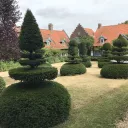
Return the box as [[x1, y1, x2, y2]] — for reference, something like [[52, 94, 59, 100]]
[[70, 24, 88, 39]]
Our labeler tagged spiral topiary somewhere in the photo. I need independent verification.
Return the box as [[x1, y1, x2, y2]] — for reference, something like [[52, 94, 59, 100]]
[[0, 77, 6, 93], [101, 35, 128, 78], [0, 9, 71, 128], [60, 40, 86, 76]]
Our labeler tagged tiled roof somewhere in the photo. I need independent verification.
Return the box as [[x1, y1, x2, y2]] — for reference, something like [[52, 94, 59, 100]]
[[16, 27, 69, 49], [40, 29, 70, 49], [94, 24, 128, 46], [84, 28, 94, 36]]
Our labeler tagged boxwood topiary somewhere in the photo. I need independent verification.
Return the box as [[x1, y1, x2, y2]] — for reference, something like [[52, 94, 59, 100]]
[[60, 63, 86, 76], [0, 81, 71, 128], [0, 77, 6, 93], [100, 64, 128, 79], [82, 61, 92, 68], [98, 61, 110, 68]]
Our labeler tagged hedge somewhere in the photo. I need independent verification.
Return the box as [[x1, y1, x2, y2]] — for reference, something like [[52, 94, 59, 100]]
[[0, 77, 6, 93], [82, 61, 92, 68], [98, 61, 110, 68], [0, 81, 71, 128], [60, 63, 86, 76], [100, 64, 128, 79]]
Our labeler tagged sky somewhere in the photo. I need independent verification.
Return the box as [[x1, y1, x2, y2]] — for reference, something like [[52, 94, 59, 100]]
[[17, 0, 128, 36]]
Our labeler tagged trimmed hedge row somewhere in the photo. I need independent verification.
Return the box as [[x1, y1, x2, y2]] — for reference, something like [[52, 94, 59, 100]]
[[9, 67, 58, 82], [0, 81, 71, 128], [0, 77, 6, 93], [100, 64, 128, 79], [60, 63, 86, 76]]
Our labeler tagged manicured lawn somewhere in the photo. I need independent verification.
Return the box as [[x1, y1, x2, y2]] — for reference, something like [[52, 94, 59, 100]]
[[2, 62, 128, 128]]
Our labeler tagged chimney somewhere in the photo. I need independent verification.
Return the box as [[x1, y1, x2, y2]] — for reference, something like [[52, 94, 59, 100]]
[[98, 23, 102, 29], [48, 23, 53, 31]]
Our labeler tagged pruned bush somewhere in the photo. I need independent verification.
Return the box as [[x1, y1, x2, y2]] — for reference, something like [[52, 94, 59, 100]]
[[9, 67, 58, 82], [98, 61, 110, 68], [60, 63, 86, 76], [82, 61, 92, 68], [91, 56, 100, 61], [0, 81, 71, 128], [0, 77, 6, 93], [100, 64, 128, 79]]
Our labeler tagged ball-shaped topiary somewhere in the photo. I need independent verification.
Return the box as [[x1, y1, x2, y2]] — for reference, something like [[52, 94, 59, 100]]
[[0, 77, 6, 93], [100, 64, 128, 79], [0, 81, 71, 128], [98, 61, 110, 68], [82, 61, 92, 68], [102, 43, 112, 51], [60, 63, 86, 76]]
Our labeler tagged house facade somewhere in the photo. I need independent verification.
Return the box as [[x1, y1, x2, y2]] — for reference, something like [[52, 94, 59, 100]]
[[16, 23, 70, 50], [70, 23, 128, 56]]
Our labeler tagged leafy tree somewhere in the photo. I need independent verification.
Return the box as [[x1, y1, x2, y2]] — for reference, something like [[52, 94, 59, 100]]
[[0, 0, 21, 60], [19, 9, 45, 68]]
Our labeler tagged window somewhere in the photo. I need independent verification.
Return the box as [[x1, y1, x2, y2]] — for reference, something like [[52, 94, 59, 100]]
[[45, 37, 52, 46], [78, 32, 81, 36], [100, 38, 104, 43]]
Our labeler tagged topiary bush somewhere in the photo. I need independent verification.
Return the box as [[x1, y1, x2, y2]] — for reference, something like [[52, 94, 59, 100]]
[[98, 61, 110, 68], [0, 77, 6, 93], [0, 81, 71, 128], [60, 63, 86, 76], [60, 40, 86, 76], [100, 64, 128, 79], [101, 35, 128, 79], [82, 61, 92, 68], [0, 9, 71, 128]]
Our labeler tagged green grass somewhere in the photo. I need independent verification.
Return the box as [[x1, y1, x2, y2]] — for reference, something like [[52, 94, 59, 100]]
[[55, 85, 128, 128]]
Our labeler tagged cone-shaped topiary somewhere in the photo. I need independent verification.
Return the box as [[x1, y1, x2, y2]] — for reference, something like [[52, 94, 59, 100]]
[[60, 40, 86, 76], [101, 35, 128, 79], [0, 9, 71, 128], [98, 43, 112, 68]]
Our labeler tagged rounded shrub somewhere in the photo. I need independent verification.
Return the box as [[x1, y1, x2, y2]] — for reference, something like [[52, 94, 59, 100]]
[[82, 61, 92, 68], [98, 61, 110, 68], [0, 77, 6, 93], [102, 43, 112, 51], [100, 64, 128, 79], [9, 67, 58, 82], [60, 63, 86, 76], [0, 81, 71, 128]]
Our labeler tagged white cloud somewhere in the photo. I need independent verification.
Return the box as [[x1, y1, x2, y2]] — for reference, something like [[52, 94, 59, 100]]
[[17, 0, 128, 36]]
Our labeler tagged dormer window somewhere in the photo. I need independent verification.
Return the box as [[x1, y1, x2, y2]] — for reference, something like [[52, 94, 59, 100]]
[[99, 36, 106, 44], [60, 38, 66, 45], [78, 32, 81, 36], [45, 37, 52, 46]]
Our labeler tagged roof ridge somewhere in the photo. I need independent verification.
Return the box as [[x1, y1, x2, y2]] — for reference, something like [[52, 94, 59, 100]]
[[101, 24, 128, 28], [40, 29, 63, 32]]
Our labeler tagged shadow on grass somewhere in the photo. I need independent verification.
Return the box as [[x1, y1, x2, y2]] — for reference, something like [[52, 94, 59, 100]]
[[55, 85, 128, 128]]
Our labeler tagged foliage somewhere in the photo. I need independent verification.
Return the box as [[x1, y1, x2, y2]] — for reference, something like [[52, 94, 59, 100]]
[[111, 35, 128, 64], [60, 63, 86, 76], [9, 67, 58, 82], [0, 77, 6, 93], [101, 64, 128, 79], [0, 0, 21, 60], [67, 40, 81, 64], [82, 61, 92, 68], [0, 61, 21, 72], [102, 43, 112, 51], [98, 61, 110, 68], [91, 56, 100, 61], [78, 35, 94, 56], [19, 9, 44, 68], [0, 81, 71, 128]]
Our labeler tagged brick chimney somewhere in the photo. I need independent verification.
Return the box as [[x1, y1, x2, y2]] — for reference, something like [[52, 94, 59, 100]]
[[98, 23, 102, 29], [48, 23, 53, 31]]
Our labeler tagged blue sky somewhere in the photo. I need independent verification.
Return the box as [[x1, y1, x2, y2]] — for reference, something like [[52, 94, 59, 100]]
[[17, 0, 128, 36]]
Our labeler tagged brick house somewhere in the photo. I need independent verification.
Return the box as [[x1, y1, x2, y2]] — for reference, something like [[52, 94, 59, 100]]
[[70, 23, 128, 56], [16, 23, 70, 50]]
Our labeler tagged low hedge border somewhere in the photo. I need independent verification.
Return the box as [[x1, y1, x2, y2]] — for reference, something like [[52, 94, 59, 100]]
[[100, 64, 128, 79], [0, 77, 6, 93], [60, 63, 86, 76], [98, 61, 110, 68]]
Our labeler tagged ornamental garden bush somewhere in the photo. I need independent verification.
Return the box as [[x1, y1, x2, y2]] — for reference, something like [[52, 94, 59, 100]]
[[79, 41, 92, 68], [0, 9, 71, 128], [60, 40, 86, 76], [98, 43, 112, 68], [0, 77, 6, 93], [101, 35, 128, 79]]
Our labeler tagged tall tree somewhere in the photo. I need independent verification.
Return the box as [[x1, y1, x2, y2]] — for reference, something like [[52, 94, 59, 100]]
[[0, 0, 21, 60]]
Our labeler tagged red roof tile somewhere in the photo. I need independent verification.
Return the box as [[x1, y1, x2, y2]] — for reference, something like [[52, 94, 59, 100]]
[[94, 24, 128, 46], [84, 28, 94, 36], [40, 29, 69, 49], [16, 27, 70, 49]]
